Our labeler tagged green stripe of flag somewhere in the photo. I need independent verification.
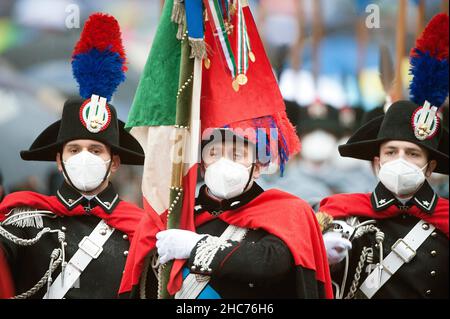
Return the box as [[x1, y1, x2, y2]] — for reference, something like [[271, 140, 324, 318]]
[[126, 0, 181, 128]]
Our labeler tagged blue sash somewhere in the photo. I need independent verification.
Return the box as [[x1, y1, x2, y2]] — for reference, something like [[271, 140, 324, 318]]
[[181, 267, 221, 299]]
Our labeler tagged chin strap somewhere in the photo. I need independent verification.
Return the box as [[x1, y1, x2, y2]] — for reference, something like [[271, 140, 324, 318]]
[[242, 163, 256, 193], [60, 152, 113, 193]]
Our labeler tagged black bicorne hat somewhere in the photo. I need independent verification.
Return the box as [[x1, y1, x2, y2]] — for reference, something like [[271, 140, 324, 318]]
[[20, 98, 144, 165], [300, 102, 341, 136], [339, 100, 448, 174]]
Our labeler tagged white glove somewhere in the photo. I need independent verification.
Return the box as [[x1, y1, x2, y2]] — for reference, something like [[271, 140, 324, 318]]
[[156, 229, 205, 264], [323, 231, 352, 265]]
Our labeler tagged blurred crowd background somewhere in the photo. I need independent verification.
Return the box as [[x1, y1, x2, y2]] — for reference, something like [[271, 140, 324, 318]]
[[0, 0, 448, 207]]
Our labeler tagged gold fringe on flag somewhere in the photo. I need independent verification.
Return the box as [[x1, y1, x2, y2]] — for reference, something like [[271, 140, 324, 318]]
[[189, 38, 206, 59], [171, 0, 186, 40]]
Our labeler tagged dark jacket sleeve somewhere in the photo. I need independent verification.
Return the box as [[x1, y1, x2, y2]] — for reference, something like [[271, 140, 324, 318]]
[[187, 234, 295, 285], [0, 225, 22, 267], [0, 225, 19, 298]]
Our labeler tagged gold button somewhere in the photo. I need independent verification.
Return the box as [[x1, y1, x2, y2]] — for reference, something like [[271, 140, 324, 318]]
[[123, 250, 129, 257], [123, 234, 128, 240], [422, 223, 430, 230], [425, 290, 432, 296], [431, 232, 437, 238], [430, 271, 436, 276], [430, 250, 437, 257]]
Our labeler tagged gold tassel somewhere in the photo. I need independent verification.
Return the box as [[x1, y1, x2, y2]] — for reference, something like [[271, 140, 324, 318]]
[[316, 211, 334, 233], [189, 38, 207, 59]]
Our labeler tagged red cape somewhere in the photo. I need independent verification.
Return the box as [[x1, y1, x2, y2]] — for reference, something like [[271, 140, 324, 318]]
[[0, 191, 145, 298], [0, 248, 14, 298], [0, 191, 144, 240], [319, 193, 449, 238], [119, 189, 333, 298]]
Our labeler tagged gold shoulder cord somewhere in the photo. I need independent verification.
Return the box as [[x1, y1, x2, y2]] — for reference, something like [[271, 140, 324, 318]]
[[316, 211, 334, 233]]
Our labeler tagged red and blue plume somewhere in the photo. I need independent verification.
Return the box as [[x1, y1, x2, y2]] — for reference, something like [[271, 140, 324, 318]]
[[72, 13, 127, 102], [409, 13, 449, 108], [222, 111, 301, 176]]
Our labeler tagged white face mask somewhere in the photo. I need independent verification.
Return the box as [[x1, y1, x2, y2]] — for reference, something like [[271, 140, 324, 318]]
[[301, 130, 337, 163], [204, 158, 252, 200], [63, 151, 111, 192], [378, 158, 428, 196]]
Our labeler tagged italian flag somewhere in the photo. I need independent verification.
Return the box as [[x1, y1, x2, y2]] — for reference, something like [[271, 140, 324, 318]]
[[125, 0, 200, 296], [126, 0, 199, 229]]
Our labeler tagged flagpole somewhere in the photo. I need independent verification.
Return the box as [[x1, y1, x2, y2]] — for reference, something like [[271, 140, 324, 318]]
[[290, 0, 305, 70], [393, 0, 407, 101], [416, 0, 426, 39], [356, 9, 368, 76], [312, 0, 323, 89], [442, 0, 449, 14], [158, 29, 202, 298]]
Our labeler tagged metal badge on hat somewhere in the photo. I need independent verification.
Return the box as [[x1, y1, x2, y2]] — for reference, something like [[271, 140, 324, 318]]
[[339, 107, 356, 128], [308, 100, 328, 119], [79, 94, 111, 133], [411, 100, 440, 140]]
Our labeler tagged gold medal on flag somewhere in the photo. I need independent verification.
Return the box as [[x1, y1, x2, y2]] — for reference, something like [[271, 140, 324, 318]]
[[204, 58, 211, 69], [249, 52, 256, 63], [232, 79, 240, 92], [237, 73, 248, 85]]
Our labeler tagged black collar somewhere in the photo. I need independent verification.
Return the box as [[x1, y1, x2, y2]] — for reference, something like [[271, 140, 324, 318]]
[[195, 183, 264, 216], [56, 181, 120, 214], [371, 181, 438, 214]]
